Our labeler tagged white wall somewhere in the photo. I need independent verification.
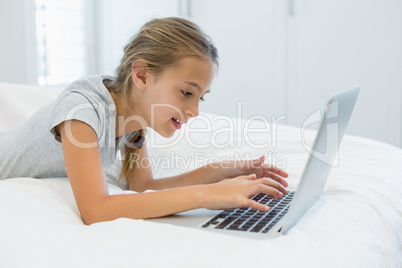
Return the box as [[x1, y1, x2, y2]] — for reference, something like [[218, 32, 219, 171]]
[[95, 0, 289, 126], [96, 0, 402, 147], [0, 0, 37, 84], [287, 0, 402, 147], [1, 0, 401, 147], [95, 0, 180, 75], [189, 0, 288, 121]]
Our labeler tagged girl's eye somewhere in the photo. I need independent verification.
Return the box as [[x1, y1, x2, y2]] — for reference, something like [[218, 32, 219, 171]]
[[181, 90, 192, 97], [181, 90, 205, 102]]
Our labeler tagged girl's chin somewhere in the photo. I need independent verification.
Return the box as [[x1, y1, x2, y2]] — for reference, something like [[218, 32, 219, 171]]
[[160, 131, 176, 138], [152, 127, 176, 138]]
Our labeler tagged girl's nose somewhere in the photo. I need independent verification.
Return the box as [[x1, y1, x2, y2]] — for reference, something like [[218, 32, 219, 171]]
[[186, 103, 199, 118]]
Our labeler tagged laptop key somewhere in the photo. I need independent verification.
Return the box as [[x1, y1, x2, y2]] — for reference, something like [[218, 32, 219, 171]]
[[262, 223, 275, 233], [215, 221, 231, 229], [203, 190, 296, 233], [250, 224, 265, 233]]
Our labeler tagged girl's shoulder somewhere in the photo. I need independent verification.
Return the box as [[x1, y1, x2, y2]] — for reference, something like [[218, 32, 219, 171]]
[[50, 75, 118, 150], [60, 75, 115, 103]]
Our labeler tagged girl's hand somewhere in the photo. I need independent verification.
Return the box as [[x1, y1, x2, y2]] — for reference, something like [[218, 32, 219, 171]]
[[202, 174, 287, 212], [214, 155, 289, 188]]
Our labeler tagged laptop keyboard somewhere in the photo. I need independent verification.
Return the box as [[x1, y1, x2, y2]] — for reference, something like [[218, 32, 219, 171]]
[[201, 191, 295, 233]]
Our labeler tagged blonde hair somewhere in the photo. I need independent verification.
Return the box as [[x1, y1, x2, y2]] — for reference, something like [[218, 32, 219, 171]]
[[104, 17, 218, 186]]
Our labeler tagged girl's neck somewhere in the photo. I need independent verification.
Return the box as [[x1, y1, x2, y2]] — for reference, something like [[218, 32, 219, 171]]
[[109, 91, 146, 138]]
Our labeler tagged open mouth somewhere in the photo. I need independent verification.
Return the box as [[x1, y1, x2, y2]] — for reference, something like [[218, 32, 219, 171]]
[[172, 117, 183, 129]]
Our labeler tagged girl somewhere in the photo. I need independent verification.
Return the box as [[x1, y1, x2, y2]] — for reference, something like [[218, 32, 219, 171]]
[[0, 17, 288, 225]]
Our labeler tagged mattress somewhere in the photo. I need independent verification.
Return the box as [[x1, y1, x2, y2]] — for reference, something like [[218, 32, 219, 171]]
[[0, 83, 401, 267], [1, 114, 401, 267]]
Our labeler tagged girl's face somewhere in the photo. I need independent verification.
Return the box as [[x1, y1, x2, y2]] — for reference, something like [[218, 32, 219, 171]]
[[139, 56, 214, 137]]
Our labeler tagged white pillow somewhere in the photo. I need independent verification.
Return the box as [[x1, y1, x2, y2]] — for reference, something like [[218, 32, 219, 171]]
[[0, 82, 63, 131]]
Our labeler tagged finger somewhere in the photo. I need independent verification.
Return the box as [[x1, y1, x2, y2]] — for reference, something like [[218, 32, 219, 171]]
[[243, 173, 257, 180], [245, 166, 264, 178], [255, 183, 285, 199], [241, 157, 264, 177], [236, 156, 265, 177], [249, 156, 264, 170], [261, 163, 289, 178], [245, 199, 270, 212], [260, 162, 286, 176], [262, 171, 289, 187], [254, 177, 287, 194]]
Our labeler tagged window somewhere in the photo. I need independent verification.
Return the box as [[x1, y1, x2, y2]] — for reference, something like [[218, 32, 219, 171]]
[[35, 0, 93, 86]]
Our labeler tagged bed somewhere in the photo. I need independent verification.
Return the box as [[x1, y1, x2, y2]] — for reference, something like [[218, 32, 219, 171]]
[[0, 82, 401, 268]]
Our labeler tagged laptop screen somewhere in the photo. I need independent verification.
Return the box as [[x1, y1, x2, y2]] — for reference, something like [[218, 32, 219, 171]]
[[282, 87, 360, 233]]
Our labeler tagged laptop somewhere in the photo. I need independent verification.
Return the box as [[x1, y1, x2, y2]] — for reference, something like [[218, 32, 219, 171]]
[[147, 87, 360, 239]]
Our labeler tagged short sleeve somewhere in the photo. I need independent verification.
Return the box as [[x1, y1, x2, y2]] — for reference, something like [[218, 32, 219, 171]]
[[49, 92, 104, 143]]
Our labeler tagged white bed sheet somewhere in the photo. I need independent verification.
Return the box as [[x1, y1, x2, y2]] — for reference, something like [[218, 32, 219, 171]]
[[0, 83, 401, 268]]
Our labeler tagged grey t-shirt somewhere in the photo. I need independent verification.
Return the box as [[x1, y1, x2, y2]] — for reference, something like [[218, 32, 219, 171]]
[[0, 75, 139, 180]]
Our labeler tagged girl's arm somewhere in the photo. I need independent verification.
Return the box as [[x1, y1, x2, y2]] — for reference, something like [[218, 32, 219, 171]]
[[58, 120, 286, 225], [128, 146, 288, 192], [126, 142, 221, 192], [58, 120, 204, 224]]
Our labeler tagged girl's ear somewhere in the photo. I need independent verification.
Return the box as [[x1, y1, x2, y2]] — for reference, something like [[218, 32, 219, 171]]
[[131, 60, 149, 90]]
